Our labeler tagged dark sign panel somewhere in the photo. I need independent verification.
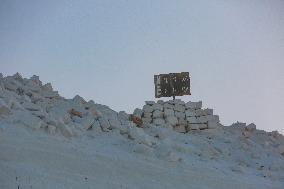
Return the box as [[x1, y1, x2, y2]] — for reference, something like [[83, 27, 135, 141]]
[[154, 72, 191, 98]]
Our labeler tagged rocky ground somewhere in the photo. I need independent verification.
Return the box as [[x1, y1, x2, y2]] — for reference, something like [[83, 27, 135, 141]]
[[0, 73, 284, 189]]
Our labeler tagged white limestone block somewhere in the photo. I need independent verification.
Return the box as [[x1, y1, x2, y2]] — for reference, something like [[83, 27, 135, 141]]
[[98, 117, 111, 131], [185, 109, 196, 117], [91, 120, 102, 132], [197, 116, 208, 123], [204, 108, 213, 115], [175, 111, 185, 119], [30, 92, 44, 103], [42, 91, 59, 98], [57, 119, 73, 137], [153, 118, 165, 126], [143, 112, 152, 118], [169, 99, 185, 105], [42, 83, 53, 92], [118, 111, 130, 121], [231, 121, 246, 127], [152, 103, 163, 111], [164, 109, 175, 117], [198, 123, 208, 130], [133, 108, 143, 118], [108, 118, 122, 130], [174, 104, 185, 112], [195, 109, 206, 116], [186, 116, 199, 124], [166, 116, 178, 126], [73, 95, 86, 106], [199, 115, 219, 123], [178, 118, 187, 126], [207, 121, 219, 129], [143, 104, 154, 113], [157, 100, 164, 105], [189, 124, 199, 130], [245, 123, 256, 132], [163, 103, 174, 109], [152, 110, 163, 118], [142, 117, 152, 124], [31, 110, 47, 119], [30, 75, 42, 86], [22, 101, 41, 111], [127, 126, 155, 147], [185, 101, 202, 109], [145, 101, 155, 105], [13, 111, 44, 130], [89, 107, 103, 118], [80, 116, 95, 130]]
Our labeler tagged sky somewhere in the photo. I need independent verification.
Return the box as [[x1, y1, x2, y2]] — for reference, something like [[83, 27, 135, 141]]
[[0, 0, 283, 133]]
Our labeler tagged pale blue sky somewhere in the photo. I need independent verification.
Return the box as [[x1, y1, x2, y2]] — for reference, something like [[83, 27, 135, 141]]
[[0, 0, 283, 133]]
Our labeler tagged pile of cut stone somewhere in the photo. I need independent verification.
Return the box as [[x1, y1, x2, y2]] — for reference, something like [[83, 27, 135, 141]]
[[133, 99, 220, 133], [0, 73, 135, 138], [0, 73, 220, 140]]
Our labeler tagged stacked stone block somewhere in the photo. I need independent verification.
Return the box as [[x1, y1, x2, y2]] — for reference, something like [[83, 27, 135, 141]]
[[138, 99, 220, 133]]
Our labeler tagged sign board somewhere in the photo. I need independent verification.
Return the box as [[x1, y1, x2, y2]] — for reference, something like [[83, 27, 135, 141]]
[[154, 72, 191, 98]]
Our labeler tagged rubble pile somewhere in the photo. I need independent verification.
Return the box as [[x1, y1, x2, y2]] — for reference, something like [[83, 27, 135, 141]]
[[133, 99, 220, 133], [0, 73, 135, 138], [0, 72, 222, 139], [1, 73, 284, 187]]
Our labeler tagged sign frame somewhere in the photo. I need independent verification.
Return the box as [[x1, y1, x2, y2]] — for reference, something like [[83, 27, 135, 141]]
[[154, 72, 191, 99]]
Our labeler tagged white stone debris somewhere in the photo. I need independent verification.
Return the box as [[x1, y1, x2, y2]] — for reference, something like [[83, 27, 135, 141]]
[[138, 99, 219, 133], [1, 73, 284, 189]]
